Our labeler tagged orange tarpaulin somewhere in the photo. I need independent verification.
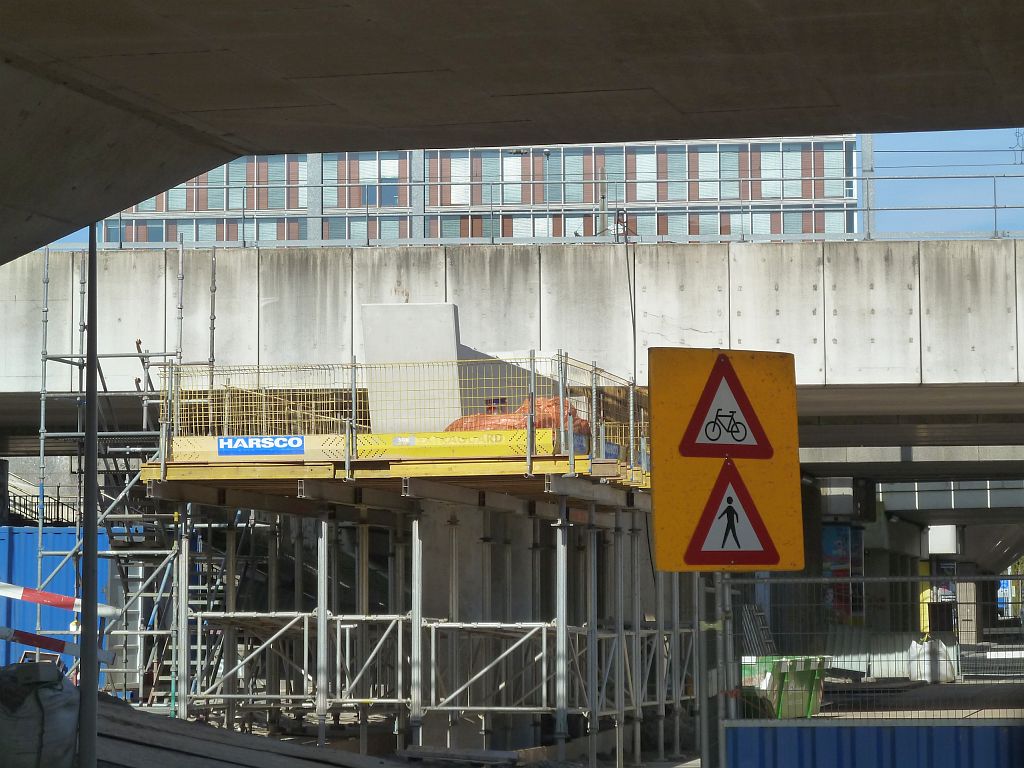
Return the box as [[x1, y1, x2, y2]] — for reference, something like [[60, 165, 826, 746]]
[[445, 397, 591, 436]]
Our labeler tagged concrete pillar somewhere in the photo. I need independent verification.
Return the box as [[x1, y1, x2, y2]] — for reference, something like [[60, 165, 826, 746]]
[[306, 152, 323, 246]]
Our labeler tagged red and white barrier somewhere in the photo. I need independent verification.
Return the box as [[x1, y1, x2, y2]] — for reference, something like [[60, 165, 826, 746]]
[[0, 626, 115, 665], [0, 580, 118, 618]]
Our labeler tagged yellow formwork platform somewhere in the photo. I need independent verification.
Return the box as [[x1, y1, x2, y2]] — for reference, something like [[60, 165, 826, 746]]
[[141, 430, 649, 493]]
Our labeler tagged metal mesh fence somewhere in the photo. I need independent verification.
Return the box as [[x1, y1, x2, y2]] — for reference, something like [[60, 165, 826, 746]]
[[719, 575, 1024, 721], [160, 355, 646, 463]]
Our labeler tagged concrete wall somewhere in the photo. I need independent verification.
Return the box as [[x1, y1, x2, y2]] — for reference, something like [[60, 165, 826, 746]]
[[5, 240, 1024, 391]]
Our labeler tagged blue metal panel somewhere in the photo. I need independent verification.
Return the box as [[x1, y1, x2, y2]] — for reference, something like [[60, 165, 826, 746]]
[[728, 724, 1024, 768], [0, 526, 110, 670]]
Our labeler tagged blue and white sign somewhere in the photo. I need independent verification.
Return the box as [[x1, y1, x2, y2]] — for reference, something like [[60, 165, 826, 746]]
[[217, 435, 305, 456]]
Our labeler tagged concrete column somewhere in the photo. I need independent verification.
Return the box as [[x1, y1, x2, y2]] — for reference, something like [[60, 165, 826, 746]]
[[306, 152, 323, 245]]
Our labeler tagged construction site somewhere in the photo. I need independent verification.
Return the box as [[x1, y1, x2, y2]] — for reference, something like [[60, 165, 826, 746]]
[[1, 246, 694, 767]]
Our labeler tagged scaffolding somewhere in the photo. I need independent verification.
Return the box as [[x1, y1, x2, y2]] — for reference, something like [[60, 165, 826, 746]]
[[26, 243, 694, 764]]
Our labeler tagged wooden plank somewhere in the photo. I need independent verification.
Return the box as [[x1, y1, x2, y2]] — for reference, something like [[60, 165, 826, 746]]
[[400, 746, 519, 765], [98, 700, 400, 768]]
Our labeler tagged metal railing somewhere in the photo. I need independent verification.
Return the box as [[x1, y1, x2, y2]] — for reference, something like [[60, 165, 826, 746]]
[[159, 355, 650, 478], [7, 493, 78, 525]]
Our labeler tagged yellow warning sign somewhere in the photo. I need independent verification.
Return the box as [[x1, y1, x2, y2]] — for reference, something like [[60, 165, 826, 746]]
[[649, 348, 803, 572]]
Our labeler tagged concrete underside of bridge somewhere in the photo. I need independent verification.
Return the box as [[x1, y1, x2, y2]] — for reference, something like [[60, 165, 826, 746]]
[[4, 2, 1024, 261]]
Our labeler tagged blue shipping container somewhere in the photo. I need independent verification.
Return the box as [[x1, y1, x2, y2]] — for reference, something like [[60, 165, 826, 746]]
[[0, 526, 111, 670], [728, 723, 1024, 768]]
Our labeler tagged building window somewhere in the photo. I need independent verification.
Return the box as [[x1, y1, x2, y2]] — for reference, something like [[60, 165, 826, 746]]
[[440, 216, 461, 238], [696, 147, 719, 200], [502, 154, 522, 204], [324, 216, 347, 240], [379, 216, 401, 240], [666, 147, 687, 201], [752, 212, 773, 236], [206, 166, 226, 210], [379, 152, 401, 207], [323, 154, 340, 208], [720, 145, 741, 200], [543, 149, 562, 203], [197, 219, 217, 241], [479, 151, 501, 205], [104, 220, 121, 243], [783, 143, 804, 199], [175, 219, 195, 243], [257, 218, 279, 241], [350, 217, 368, 242], [822, 142, 845, 198], [634, 147, 656, 202], [266, 155, 286, 209], [449, 151, 470, 206], [565, 215, 585, 238], [759, 144, 782, 199], [602, 147, 625, 203], [228, 158, 247, 210], [666, 213, 686, 240], [564, 149, 585, 204], [697, 212, 719, 236], [783, 210, 804, 234], [727, 211, 750, 236], [358, 153, 377, 206], [167, 185, 187, 212], [824, 209, 846, 234], [635, 213, 657, 238], [136, 196, 158, 213]]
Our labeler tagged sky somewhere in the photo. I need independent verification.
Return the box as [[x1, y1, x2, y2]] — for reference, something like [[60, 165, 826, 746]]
[[50, 128, 1024, 245], [868, 128, 1024, 236]]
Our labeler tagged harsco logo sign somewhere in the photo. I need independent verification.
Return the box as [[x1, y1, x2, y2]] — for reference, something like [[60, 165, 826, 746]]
[[217, 436, 305, 456]]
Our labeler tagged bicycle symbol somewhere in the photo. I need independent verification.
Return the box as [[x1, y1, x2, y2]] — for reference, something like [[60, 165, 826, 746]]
[[704, 408, 748, 442]]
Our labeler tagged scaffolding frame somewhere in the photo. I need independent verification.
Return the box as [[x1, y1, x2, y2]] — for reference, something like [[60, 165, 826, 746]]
[[26, 244, 693, 764]]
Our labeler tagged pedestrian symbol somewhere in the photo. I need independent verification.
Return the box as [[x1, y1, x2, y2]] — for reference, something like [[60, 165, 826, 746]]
[[678, 354, 772, 459], [684, 459, 780, 566]]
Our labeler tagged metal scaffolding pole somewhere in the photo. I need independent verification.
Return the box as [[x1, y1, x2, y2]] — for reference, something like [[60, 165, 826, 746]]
[[225, 526, 238, 731], [176, 503, 191, 719], [671, 573, 681, 757], [447, 511, 459, 748], [358, 516, 370, 752], [630, 510, 643, 766], [78, 225, 99, 768], [655, 570, 666, 760], [393, 519, 407, 750], [715, 573, 726, 768], [554, 495, 569, 761], [267, 516, 280, 727], [410, 510, 424, 745], [614, 510, 625, 768], [586, 504, 599, 768], [317, 511, 329, 746], [695, 573, 708, 766]]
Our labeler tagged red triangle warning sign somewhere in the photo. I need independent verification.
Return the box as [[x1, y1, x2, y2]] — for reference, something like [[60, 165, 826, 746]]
[[684, 460, 780, 566], [678, 354, 773, 459]]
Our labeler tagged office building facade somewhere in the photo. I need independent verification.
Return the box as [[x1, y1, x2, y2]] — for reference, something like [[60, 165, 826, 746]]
[[102, 135, 858, 247]]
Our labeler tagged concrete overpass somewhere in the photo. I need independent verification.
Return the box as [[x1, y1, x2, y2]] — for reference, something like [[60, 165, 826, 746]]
[[5, 3, 1024, 262], [4, 238, 1024, 477]]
